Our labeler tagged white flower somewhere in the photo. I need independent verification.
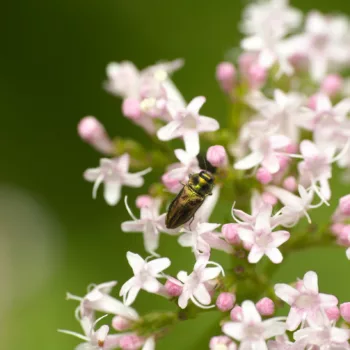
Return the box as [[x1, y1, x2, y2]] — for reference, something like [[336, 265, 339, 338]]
[[234, 133, 290, 174], [297, 11, 350, 81], [275, 271, 338, 331], [162, 148, 200, 193], [177, 255, 224, 309], [66, 281, 139, 322], [179, 222, 233, 256], [266, 185, 322, 226], [294, 321, 350, 350], [222, 300, 286, 350], [157, 96, 220, 156], [59, 316, 119, 350], [296, 140, 348, 203], [247, 90, 305, 142], [238, 204, 290, 264], [84, 154, 151, 206], [121, 197, 176, 256], [105, 59, 185, 115], [267, 335, 298, 349], [120, 252, 171, 306], [240, 0, 302, 75]]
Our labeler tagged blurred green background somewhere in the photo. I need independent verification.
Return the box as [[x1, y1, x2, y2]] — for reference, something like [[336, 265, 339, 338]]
[[1, 0, 350, 349]]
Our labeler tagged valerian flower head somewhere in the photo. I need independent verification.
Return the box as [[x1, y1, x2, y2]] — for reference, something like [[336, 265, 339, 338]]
[[120, 252, 170, 306], [275, 271, 338, 331], [84, 154, 151, 206], [121, 197, 177, 256], [222, 300, 286, 350], [237, 204, 290, 264], [157, 96, 220, 156], [177, 254, 224, 309]]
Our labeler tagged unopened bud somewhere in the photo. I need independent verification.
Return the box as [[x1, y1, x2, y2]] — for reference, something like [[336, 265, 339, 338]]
[[165, 279, 183, 297], [230, 306, 243, 321], [119, 334, 144, 350], [339, 195, 350, 216], [210, 335, 237, 350], [256, 297, 275, 316], [262, 192, 278, 206], [325, 306, 340, 322], [321, 74, 343, 97], [216, 62, 236, 93], [207, 145, 228, 167], [78, 116, 114, 154], [136, 195, 153, 208], [283, 176, 297, 192], [247, 63, 267, 89], [216, 292, 236, 312], [122, 98, 141, 120], [112, 316, 131, 331], [222, 224, 241, 245], [256, 168, 273, 184], [340, 302, 350, 322]]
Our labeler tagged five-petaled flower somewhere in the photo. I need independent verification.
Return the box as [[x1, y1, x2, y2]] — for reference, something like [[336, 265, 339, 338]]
[[120, 252, 171, 306], [275, 271, 338, 331], [84, 154, 151, 206], [157, 96, 220, 157]]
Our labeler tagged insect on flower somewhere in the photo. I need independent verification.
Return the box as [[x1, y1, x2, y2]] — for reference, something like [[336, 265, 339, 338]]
[[165, 170, 215, 229]]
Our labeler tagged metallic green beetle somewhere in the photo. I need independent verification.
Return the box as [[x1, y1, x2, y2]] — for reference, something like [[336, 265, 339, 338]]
[[165, 170, 214, 229]]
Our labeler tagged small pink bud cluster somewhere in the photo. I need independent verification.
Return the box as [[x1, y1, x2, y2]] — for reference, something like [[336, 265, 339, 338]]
[[340, 302, 350, 323], [331, 195, 350, 252], [216, 292, 236, 312], [230, 306, 243, 321], [136, 195, 153, 208], [112, 316, 132, 331], [122, 98, 142, 120], [119, 334, 145, 350], [207, 145, 228, 167], [321, 74, 343, 97], [78, 116, 114, 154]]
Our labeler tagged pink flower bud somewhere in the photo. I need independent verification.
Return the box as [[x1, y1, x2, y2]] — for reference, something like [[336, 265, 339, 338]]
[[238, 53, 256, 75], [256, 168, 273, 184], [283, 176, 297, 192], [256, 297, 275, 316], [112, 316, 131, 331], [285, 143, 298, 154], [210, 336, 237, 350], [339, 195, 350, 216], [331, 223, 345, 236], [165, 279, 183, 297], [340, 302, 350, 322], [277, 155, 289, 171], [122, 98, 141, 120], [338, 225, 350, 246], [262, 192, 278, 206], [77, 116, 114, 154], [230, 305, 243, 321], [321, 74, 343, 97], [308, 94, 319, 110], [216, 62, 236, 93], [222, 224, 241, 245], [325, 306, 340, 321], [119, 335, 144, 350], [216, 292, 236, 312], [247, 63, 267, 89], [162, 172, 181, 193], [136, 195, 153, 208], [207, 145, 228, 167]]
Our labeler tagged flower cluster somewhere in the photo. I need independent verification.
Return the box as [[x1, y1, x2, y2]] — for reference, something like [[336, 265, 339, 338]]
[[63, 0, 350, 349]]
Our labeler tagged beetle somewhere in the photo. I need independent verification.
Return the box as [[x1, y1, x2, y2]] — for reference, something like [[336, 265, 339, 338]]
[[165, 170, 214, 229]]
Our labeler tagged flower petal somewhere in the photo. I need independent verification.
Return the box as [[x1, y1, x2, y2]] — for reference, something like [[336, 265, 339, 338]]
[[238, 227, 255, 244], [265, 247, 283, 264], [222, 322, 244, 341], [201, 267, 221, 281], [193, 283, 211, 305], [124, 286, 140, 306], [157, 121, 182, 141], [187, 96, 206, 114], [183, 130, 200, 157], [270, 230, 290, 247], [147, 257, 171, 275], [197, 116, 220, 132], [303, 271, 318, 293], [286, 307, 302, 331], [234, 151, 264, 170], [121, 221, 144, 232], [126, 252, 145, 275], [274, 284, 299, 305], [255, 204, 272, 233], [242, 300, 261, 323], [248, 246, 264, 263]]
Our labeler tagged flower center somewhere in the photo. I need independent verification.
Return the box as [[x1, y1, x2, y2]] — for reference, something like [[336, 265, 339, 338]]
[[244, 323, 264, 339], [256, 233, 272, 247], [294, 293, 318, 309], [183, 113, 197, 129]]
